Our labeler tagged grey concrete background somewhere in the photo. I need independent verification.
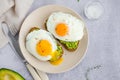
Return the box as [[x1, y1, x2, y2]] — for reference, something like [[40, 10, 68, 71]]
[[0, 0, 120, 80]]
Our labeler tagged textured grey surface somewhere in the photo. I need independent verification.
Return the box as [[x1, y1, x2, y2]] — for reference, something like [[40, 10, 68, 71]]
[[0, 0, 120, 80]]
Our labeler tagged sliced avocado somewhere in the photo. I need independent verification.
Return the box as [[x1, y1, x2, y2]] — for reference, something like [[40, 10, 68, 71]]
[[60, 40, 79, 50], [0, 68, 25, 80]]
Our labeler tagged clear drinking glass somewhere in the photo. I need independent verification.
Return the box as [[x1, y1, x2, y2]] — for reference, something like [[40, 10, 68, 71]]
[[84, 1, 104, 20]]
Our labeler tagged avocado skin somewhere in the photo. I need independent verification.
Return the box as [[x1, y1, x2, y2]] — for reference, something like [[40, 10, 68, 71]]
[[0, 68, 25, 80]]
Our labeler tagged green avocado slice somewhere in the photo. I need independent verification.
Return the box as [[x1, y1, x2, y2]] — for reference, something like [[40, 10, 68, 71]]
[[60, 40, 79, 50], [0, 68, 25, 80]]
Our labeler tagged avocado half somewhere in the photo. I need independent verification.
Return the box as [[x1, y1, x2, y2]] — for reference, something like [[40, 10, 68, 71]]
[[0, 68, 25, 80]]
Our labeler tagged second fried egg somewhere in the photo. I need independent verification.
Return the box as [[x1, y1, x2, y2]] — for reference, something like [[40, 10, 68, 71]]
[[47, 12, 84, 41]]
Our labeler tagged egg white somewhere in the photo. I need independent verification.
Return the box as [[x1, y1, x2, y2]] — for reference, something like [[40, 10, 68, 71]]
[[26, 29, 57, 61], [47, 12, 84, 41]]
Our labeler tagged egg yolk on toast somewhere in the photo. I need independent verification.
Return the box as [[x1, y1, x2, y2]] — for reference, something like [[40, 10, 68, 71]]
[[55, 23, 68, 36], [36, 40, 52, 56]]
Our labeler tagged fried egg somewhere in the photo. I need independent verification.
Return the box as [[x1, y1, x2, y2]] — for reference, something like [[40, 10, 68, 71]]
[[47, 12, 84, 41], [26, 29, 57, 61]]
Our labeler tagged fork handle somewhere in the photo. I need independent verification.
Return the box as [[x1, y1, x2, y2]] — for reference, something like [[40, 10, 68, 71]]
[[26, 63, 42, 80]]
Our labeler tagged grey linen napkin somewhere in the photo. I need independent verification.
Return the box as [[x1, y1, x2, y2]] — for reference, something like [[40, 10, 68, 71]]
[[0, 0, 34, 48]]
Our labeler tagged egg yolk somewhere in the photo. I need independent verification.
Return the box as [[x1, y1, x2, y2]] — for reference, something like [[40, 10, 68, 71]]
[[36, 40, 52, 56], [50, 58, 63, 66], [49, 51, 63, 65], [55, 23, 68, 36]]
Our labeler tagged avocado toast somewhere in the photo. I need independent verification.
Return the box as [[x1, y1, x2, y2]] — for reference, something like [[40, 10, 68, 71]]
[[27, 27, 64, 63], [45, 22, 80, 51], [46, 12, 84, 51]]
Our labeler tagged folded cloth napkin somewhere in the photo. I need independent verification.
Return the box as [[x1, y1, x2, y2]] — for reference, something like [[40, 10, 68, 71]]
[[0, 0, 34, 48]]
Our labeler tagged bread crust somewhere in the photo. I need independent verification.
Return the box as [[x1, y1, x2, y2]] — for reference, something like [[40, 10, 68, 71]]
[[29, 27, 40, 33]]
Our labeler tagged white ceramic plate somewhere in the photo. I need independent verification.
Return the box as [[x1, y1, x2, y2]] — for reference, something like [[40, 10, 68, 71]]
[[19, 5, 88, 73]]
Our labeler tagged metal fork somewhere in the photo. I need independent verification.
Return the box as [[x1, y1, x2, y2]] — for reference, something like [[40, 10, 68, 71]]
[[2, 22, 49, 80]]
